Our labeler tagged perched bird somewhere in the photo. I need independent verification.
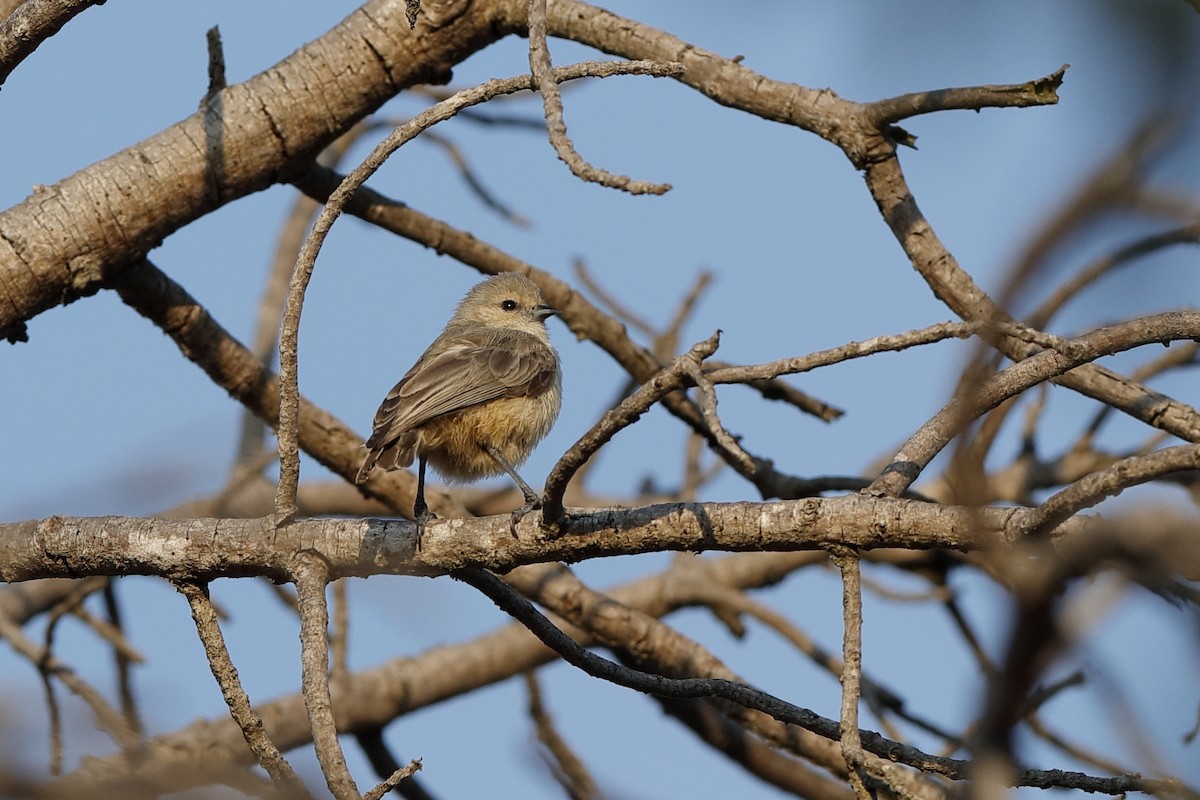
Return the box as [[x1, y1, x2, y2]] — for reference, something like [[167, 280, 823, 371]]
[[355, 273, 562, 534]]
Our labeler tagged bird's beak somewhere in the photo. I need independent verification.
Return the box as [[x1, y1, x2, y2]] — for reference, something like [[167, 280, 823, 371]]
[[534, 304, 558, 321]]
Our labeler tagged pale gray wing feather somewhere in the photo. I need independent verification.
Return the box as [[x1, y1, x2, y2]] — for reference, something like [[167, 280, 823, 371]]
[[365, 329, 555, 451]]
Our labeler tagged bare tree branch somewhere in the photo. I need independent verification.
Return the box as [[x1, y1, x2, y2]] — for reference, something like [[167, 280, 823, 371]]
[[9, 496, 1186, 583], [43, 552, 830, 794], [0, 0, 104, 88], [541, 332, 720, 526], [176, 580, 311, 797], [294, 554, 360, 799], [868, 312, 1200, 498], [526, 0, 670, 194]]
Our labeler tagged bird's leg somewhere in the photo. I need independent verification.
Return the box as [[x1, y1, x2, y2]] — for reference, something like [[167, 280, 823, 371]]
[[413, 455, 436, 550], [483, 444, 541, 537]]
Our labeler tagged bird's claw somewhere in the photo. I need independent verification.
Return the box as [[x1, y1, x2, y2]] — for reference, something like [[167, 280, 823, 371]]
[[508, 493, 542, 538], [414, 507, 437, 552]]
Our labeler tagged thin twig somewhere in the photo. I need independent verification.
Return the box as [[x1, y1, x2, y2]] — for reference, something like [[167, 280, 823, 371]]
[[704, 320, 995, 385], [829, 547, 872, 800], [0, 603, 141, 756], [177, 580, 311, 797], [360, 117, 532, 225], [573, 258, 656, 338], [1187, 703, 1200, 745], [1026, 221, 1200, 330], [660, 270, 714, 361], [331, 578, 350, 681], [420, 129, 531, 226], [204, 26, 226, 98], [69, 598, 145, 665], [355, 728, 435, 800], [1025, 714, 1128, 778], [363, 759, 422, 800], [942, 594, 998, 678], [525, 671, 600, 800], [39, 660, 63, 774], [1002, 117, 1177, 315], [295, 554, 360, 799], [1012, 443, 1200, 539], [1019, 671, 1085, 717], [683, 358, 756, 475], [541, 332, 720, 526], [526, 0, 671, 195]]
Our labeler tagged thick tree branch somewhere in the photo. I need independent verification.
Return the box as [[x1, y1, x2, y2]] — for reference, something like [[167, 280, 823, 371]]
[[0, 0, 507, 340], [11, 498, 1197, 583]]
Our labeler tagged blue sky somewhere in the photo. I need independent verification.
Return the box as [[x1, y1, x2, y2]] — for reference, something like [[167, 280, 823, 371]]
[[2, 1, 1198, 796]]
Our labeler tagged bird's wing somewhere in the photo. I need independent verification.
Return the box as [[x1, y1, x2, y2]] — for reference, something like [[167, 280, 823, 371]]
[[365, 329, 557, 450]]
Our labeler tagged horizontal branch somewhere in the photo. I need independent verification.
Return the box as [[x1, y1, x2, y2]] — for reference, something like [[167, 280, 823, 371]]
[[11, 495, 1194, 584]]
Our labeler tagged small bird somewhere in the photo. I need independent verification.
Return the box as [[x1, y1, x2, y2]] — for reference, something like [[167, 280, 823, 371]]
[[355, 273, 562, 535]]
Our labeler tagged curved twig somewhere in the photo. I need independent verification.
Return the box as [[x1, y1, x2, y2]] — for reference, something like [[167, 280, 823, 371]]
[[0, 0, 104, 88], [1013, 443, 1200, 539], [868, 312, 1200, 498], [526, 0, 671, 195], [541, 332, 720, 526]]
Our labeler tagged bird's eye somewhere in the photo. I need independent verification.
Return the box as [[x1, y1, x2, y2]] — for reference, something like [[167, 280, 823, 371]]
[[500, 299, 518, 311]]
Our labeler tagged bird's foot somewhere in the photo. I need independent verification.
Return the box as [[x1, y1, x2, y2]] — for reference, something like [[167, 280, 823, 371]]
[[508, 492, 542, 538], [414, 507, 437, 552]]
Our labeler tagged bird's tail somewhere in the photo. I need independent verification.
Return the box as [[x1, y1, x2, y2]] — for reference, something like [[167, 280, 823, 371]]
[[355, 436, 417, 485]]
